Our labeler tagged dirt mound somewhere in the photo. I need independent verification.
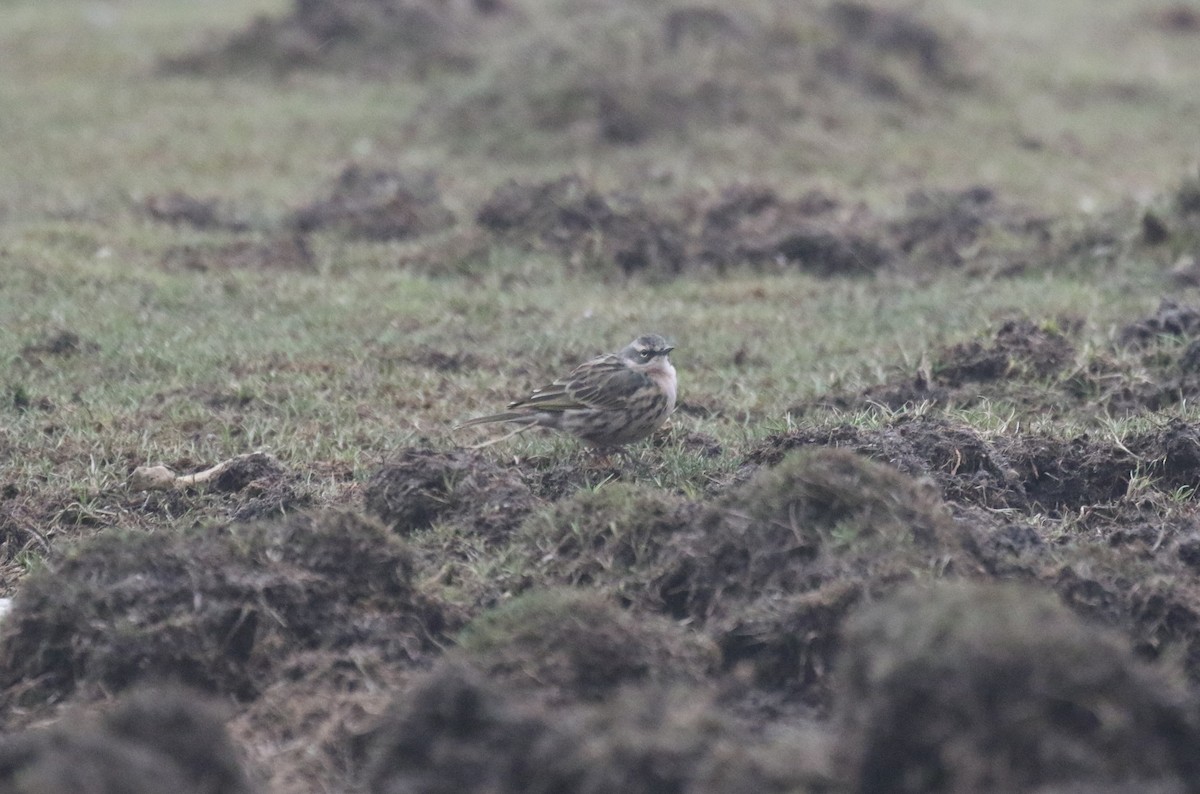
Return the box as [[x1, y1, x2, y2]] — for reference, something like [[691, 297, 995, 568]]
[[453, 589, 717, 702], [229, 647, 412, 794], [666, 448, 962, 705], [814, 319, 1078, 413], [1080, 300, 1200, 412], [807, 304, 1200, 416], [476, 176, 687, 279], [364, 664, 823, 794], [821, 2, 961, 96], [1139, 171, 1200, 241], [161, 0, 493, 76], [687, 184, 1053, 276], [473, 177, 1054, 279], [506, 450, 963, 706], [545, 685, 826, 794], [1052, 549, 1200, 687], [437, 2, 802, 146], [386, 343, 483, 373], [726, 445, 952, 545], [747, 414, 1200, 516], [932, 318, 1075, 385], [433, 0, 972, 151], [1, 453, 318, 598], [363, 664, 562, 794], [206, 450, 287, 493], [161, 236, 316, 273], [122, 451, 314, 523], [836, 581, 1200, 793], [142, 191, 256, 232], [502, 482, 700, 601], [288, 166, 455, 240], [886, 186, 1051, 271], [19, 329, 100, 362], [161, 0, 970, 147], [1148, 4, 1200, 34], [1128, 172, 1200, 283], [135, 174, 1060, 282], [0, 686, 253, 794], [0, 511, 447, 708], [1118, 299, 1200, 347], [688, 184, 890, 275], [364, 446, 535, 541]]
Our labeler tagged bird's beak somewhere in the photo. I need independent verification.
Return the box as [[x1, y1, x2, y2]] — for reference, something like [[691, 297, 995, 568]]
[[661, 347, 675, 356]]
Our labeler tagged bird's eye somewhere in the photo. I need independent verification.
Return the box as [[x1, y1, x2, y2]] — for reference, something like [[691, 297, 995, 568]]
[[639, 350, 653, 360]]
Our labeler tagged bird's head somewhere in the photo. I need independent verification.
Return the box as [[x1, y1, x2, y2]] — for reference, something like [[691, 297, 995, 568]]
[[621, 334, 675, 372]]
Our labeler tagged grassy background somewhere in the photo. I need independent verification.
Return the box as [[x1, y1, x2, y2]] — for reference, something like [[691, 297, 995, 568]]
[[1, 0, 1199, 595], [6, 3, 1200, 791]]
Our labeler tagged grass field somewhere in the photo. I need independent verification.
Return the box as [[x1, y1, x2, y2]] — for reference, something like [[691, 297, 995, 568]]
[[3, 1, 1200, 791]]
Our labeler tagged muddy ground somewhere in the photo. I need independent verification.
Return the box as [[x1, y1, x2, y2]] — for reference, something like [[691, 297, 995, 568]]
[[6, 0, 1200, 793], [10, 298, 1200, 792]]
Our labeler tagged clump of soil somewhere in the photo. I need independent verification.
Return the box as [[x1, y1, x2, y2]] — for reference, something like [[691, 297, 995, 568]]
[[229, 647, 412, 794], [206, 450, 288, 494], [1131, 172, 1200, 282], [508, 449, 963, 706], [747, 414, 1200, 517], [687, 184, 890, 275], [807, 304, 1200, 417], [1141, 170, 1200, 237], [816, 319, 1078, 413], [161, 0, 493, 76], [670, 448, 963, 704], [364, 664, 823, 794], [1118, 299, 1200, 347], [743, 418, 1014, 511], [388, 344, 483, 373], [0, 686, 253, 794], [0, 510, 447, 708], [719, 445, 955, 561], [122, 451, 315, 523], [887, 186, 1052, 272], [1064, 300, 1200, 412], [473, 177, 1055, 279], [289, 166, 455, 241], [453, 588, 717, 702], [1051, 544, 1200, 687], [161, 236, 316, 272], [836, 580, 1200, 793], [436, 0, 971, 150], [141, 191, 255, 232], [503, 482, 699, 601], [686, 183, 1054, 276], [476, 176, 687, 279], [546, 685, 827, 794], [1149, 4, 1200, 33], [161, 0, 968, 147], [932, 318, 1075, 386], [363, 664, 562, 794], [440, 2, 801, 147], [821, 1, 963, 97], [19, 329, 100, 362], [364, 446, 535, 541]]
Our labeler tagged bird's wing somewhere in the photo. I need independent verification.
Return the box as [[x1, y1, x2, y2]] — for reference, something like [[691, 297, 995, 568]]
[[510, 355, 650, 412]]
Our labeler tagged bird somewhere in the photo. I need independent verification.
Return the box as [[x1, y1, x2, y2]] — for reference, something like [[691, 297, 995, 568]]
[[457, 334, 677, 448]]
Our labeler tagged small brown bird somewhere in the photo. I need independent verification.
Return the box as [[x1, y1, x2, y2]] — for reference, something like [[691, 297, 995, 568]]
[[457, 334, 677, 447]]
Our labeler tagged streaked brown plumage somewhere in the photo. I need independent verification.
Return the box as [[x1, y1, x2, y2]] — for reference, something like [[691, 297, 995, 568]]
[[457, 334, 677, 447]]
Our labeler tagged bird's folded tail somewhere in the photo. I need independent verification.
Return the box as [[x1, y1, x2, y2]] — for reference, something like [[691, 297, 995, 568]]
[[454, 411, 537, 430], [455, 413, 538, 449]]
